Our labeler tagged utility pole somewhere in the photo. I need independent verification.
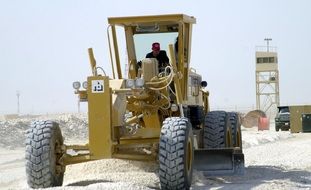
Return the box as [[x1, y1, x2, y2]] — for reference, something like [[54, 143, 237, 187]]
[[16, 91, 20, 115], [78, 99, 80, 113]]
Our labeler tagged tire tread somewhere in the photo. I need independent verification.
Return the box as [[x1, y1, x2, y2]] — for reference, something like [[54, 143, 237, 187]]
[[204, 111, 227, 148], [159, 117, 193, 190], [25, 120, 63, 188]]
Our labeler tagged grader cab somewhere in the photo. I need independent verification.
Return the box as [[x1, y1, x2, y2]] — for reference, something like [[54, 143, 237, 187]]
[[25, 14, 244, 189]]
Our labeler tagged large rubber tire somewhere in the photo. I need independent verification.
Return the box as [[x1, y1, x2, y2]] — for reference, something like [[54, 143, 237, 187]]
[[227, 112, 242, 147], [25, 120, 64, 188], [235, 123, 243, 149], [159, 117, 194, 190], [204, 111, 232, 148]]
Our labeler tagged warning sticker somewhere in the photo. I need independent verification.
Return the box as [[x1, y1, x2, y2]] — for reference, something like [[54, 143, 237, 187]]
[[91, 80, 104, 93]]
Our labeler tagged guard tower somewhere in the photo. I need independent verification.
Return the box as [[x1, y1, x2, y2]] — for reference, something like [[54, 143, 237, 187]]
[[255, 38, 280, 117]]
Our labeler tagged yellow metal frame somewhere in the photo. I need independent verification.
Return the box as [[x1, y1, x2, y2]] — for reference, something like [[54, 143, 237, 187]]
[[62, 14, 203, 166]]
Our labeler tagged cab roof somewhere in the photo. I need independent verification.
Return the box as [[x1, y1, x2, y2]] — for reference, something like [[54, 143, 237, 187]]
[[108, 14, 196, 26]]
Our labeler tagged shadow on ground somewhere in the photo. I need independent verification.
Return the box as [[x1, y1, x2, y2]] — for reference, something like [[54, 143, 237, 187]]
[[66, 179, 159, 189], [193, 165, 311, 189], [67, 179, 110, 186]]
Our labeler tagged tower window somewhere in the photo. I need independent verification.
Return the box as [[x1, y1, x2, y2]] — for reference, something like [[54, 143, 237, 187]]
[[257, 58, 263, 63], [263, 57, 269, 63], [269, 57, 275, 63], [257, 57, 277, 64]]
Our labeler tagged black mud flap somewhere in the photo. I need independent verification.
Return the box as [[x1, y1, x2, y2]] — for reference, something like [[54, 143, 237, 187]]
[[193, 148, 245, 176]]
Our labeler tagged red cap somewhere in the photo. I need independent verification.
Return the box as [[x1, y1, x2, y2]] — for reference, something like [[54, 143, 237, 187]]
[[152, 42, 160, 51]]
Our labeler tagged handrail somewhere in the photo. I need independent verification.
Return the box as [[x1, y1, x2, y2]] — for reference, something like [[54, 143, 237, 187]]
[[255, 46, 277, 52], [107, 25, 116, 79]]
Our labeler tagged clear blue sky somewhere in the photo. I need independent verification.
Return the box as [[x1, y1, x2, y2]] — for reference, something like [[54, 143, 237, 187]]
[[1, 0, 310, 114]]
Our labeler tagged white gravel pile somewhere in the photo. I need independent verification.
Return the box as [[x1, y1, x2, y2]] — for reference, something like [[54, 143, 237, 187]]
[[0, 113, 88, 149], [62, 159, 159, 190], [241, 126, 293, 148], [43, 182, 154, 190], [0, 120, 29, 149]]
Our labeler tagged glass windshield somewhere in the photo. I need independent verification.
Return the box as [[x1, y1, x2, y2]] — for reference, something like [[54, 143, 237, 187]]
[[133, 32, 178, 61], [279, 107, 289, 113]]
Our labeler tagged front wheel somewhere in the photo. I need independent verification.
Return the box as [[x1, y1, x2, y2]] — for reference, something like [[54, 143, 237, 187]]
[[159, 117, 194, 190], [25, 120, 64, 188]]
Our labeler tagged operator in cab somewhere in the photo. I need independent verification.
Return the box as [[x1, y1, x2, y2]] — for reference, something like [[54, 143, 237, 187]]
[[145, 42, 169, 72]]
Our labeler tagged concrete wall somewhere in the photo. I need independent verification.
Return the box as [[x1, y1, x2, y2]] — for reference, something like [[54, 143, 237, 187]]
[[290, 105, 311, 133]]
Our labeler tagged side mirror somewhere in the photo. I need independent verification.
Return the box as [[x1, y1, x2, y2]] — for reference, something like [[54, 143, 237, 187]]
[[201, 81, 207, 88]]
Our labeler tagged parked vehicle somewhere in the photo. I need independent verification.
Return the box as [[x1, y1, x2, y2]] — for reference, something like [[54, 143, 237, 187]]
[[275, 106, 290, 131]]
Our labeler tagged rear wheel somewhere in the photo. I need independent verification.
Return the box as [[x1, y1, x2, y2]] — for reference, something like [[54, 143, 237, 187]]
[[227, 112, 242, 147], [235, 123, 243, 149], [204, 111, 232, 148], [25, 120, 64, 188], [159, 117, 194, 190]]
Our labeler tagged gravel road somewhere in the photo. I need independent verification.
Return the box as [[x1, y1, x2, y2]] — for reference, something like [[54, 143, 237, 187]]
[[0, 115, 310, 190]]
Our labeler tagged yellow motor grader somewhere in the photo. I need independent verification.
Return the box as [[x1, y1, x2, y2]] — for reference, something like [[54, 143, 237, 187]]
[[25, 14, 244, 189]]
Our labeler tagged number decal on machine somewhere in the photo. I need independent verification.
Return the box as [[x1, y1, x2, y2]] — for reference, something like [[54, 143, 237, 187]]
[[91, 80, 104, 93]]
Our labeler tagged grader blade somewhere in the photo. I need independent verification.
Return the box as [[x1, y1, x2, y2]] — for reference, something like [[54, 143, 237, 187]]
[[193, 148, 245, 176]]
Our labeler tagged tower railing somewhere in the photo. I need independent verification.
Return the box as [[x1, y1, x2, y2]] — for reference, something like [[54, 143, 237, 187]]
[[255, 46, 277, 52]]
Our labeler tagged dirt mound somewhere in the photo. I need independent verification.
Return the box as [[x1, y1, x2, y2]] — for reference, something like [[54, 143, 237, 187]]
[[63, 159, 159, 189], [0, 113, 88, 149]]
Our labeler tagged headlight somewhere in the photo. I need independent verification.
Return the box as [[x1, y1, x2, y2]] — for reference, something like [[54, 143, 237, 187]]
[[135, 78, 144, 88], [126, 79, 135, 88], [72, 81, 81, 90], [82, 81, 88, 89], [171, 104, 178, 112]]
